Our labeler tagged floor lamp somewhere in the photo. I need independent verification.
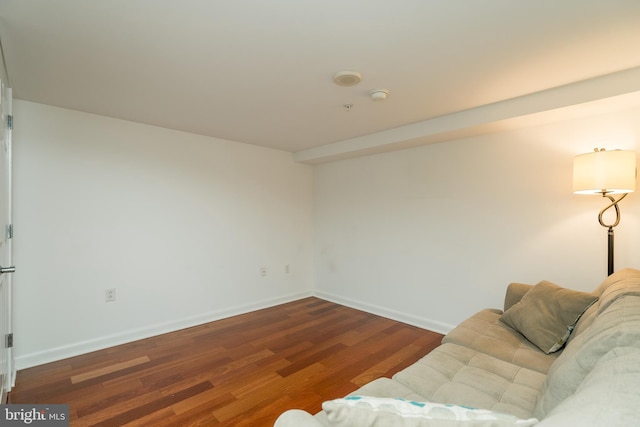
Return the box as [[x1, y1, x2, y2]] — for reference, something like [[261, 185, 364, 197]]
[[573, 149, 637, 276]]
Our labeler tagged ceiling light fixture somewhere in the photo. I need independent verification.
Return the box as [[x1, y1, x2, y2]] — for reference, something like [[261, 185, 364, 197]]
[[333, 71, 362, 86], [370, 89, 389, 101]]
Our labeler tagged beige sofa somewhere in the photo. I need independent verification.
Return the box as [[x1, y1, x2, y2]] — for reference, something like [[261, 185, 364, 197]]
[[275, 268, 640, 426]]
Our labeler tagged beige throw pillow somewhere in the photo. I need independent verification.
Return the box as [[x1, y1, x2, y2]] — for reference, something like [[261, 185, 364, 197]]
[[500, 280, 597, 354]]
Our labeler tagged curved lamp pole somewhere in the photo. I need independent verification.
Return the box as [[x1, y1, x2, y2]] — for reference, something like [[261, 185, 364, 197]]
[[597, 192, 627, 276]]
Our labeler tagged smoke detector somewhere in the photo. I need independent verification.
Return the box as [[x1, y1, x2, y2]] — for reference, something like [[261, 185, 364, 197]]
[[370, 89, 389, 101], [333, 71, 362, 86]]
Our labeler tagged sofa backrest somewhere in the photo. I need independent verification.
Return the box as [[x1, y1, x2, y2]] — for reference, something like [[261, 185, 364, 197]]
[[534, 346, 640, 426], [568, 267, 640, 343], [534, 268, 640, 419]]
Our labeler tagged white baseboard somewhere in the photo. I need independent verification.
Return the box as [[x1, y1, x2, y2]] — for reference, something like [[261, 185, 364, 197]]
[[15, 290, 453, 370], [15, 290, 312, 370], [313, 290, 455, 335]]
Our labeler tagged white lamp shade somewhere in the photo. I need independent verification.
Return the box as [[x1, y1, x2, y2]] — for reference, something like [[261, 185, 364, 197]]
[[573, 150, 637, 194]]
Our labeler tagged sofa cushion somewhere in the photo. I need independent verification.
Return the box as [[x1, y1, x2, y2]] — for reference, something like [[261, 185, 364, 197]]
[[535, 347, 640, 426], [322, 396, 539, 427], [443, 309, 558, 374], [500, 280, 597, 354], [534, 294, 640, 418], [393, 343, 546, 419]]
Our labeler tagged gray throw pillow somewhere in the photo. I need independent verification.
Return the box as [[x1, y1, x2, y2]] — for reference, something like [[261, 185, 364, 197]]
[[500, 280, 597, 354]]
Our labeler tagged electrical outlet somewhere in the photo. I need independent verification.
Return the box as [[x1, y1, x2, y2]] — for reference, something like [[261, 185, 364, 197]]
[[285, 264, 291, 275], [260, 267, 267, 277], [105, 288, 116, 302]]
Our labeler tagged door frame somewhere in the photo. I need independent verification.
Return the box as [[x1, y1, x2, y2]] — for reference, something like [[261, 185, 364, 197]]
[[0, 41, 14, 402]]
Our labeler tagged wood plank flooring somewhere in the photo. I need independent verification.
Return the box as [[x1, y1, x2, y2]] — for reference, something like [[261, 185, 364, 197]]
[[9, 297, 444, 426]]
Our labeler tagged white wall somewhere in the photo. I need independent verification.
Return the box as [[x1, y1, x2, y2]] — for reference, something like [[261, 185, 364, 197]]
[[11, 99, 640, 369], [314, 105, 640, 333], [12, 100, 314, 369]]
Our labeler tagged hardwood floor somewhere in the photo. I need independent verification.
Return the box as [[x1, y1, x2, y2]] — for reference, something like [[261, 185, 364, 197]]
[[9, 297, 444, 426]]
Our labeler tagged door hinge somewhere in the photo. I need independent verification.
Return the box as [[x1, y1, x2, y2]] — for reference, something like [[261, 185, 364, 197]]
[[5, 333, 13, 348], [7, 223, 13, 239], [7, 115, 12, 130]]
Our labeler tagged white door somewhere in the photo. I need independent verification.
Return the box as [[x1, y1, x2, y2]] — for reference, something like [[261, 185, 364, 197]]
[[0, 76, 14, 403]]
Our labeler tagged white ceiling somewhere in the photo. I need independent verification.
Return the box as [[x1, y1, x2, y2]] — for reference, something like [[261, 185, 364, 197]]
[[2, 1, 640, 162]]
